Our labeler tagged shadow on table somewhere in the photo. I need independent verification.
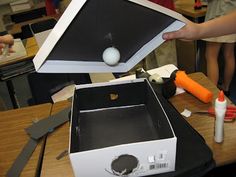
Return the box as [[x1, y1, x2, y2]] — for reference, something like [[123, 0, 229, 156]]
[[203, 162, 236, 177]]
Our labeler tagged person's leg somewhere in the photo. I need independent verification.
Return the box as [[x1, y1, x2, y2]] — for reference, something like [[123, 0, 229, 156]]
[[222, 43, 235, 93], [144, 51, 158, 70], [205, 41, 222, 85]]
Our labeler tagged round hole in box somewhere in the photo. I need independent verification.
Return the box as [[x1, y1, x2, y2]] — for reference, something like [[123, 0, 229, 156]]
[[111, 154, 139, 175]]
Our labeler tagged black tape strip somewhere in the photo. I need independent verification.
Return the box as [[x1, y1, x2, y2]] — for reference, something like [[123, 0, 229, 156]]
[[6, 138, 38, 177], [25, 107, 71, 140]]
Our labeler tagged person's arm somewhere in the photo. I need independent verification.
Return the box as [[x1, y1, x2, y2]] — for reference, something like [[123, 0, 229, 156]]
[[163, 10, 236, 41]]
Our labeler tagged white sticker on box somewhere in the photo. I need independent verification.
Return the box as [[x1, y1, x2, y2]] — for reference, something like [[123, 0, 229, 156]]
[[157, 151, 167, 160], [148, 155, 155, 163]]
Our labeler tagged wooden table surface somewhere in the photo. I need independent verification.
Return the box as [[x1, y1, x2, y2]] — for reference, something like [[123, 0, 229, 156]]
[[40, 72, 236, 177], [0, 103, 52, 177], [39, 101, 73, 177], [0, 100, 71, 177], [175, 0, 207, 19], [0, 37, 38, 67], [40, 101, 73, 177]]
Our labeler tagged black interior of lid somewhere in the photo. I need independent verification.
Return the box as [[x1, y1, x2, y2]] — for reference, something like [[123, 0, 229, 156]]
[[70, 80, 174, 152], [47, 0, 175, 62]]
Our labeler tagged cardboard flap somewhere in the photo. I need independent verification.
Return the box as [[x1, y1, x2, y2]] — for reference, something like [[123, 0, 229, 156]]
[[33, 0, 186, 73]]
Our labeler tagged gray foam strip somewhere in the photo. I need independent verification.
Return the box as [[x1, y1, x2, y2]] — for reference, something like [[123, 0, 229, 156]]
[[6, 138, 38, 177], [25, 107, 71, 139]]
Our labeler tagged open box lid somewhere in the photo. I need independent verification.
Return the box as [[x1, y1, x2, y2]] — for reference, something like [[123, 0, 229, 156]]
[[33, 0, 187, 73]]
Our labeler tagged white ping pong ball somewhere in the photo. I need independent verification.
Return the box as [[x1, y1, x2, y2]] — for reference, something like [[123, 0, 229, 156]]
[[102, 47, 120, 66]]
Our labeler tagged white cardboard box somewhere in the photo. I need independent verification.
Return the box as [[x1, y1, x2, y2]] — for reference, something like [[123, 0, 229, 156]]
[[69, 79, 176, 177]]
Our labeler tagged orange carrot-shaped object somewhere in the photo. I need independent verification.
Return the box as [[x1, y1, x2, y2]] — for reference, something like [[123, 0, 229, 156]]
[[174, 70, 213, 103]]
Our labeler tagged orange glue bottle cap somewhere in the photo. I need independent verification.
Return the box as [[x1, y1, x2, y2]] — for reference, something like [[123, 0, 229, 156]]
[[218, 90, 225, 102]]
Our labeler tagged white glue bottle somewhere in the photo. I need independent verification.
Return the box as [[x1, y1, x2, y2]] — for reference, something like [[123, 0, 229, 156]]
[[214, 90, 227, 143]]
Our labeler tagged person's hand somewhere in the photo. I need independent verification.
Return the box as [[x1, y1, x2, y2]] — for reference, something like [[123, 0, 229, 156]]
[[162, 20, 202, 41], [0, 34, 14, 55]]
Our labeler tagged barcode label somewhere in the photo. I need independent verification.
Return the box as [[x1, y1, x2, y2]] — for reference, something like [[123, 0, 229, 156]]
[[149, 162, 168, 170], [156, 163, 168, 169], [149, 164, 155, 170]]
